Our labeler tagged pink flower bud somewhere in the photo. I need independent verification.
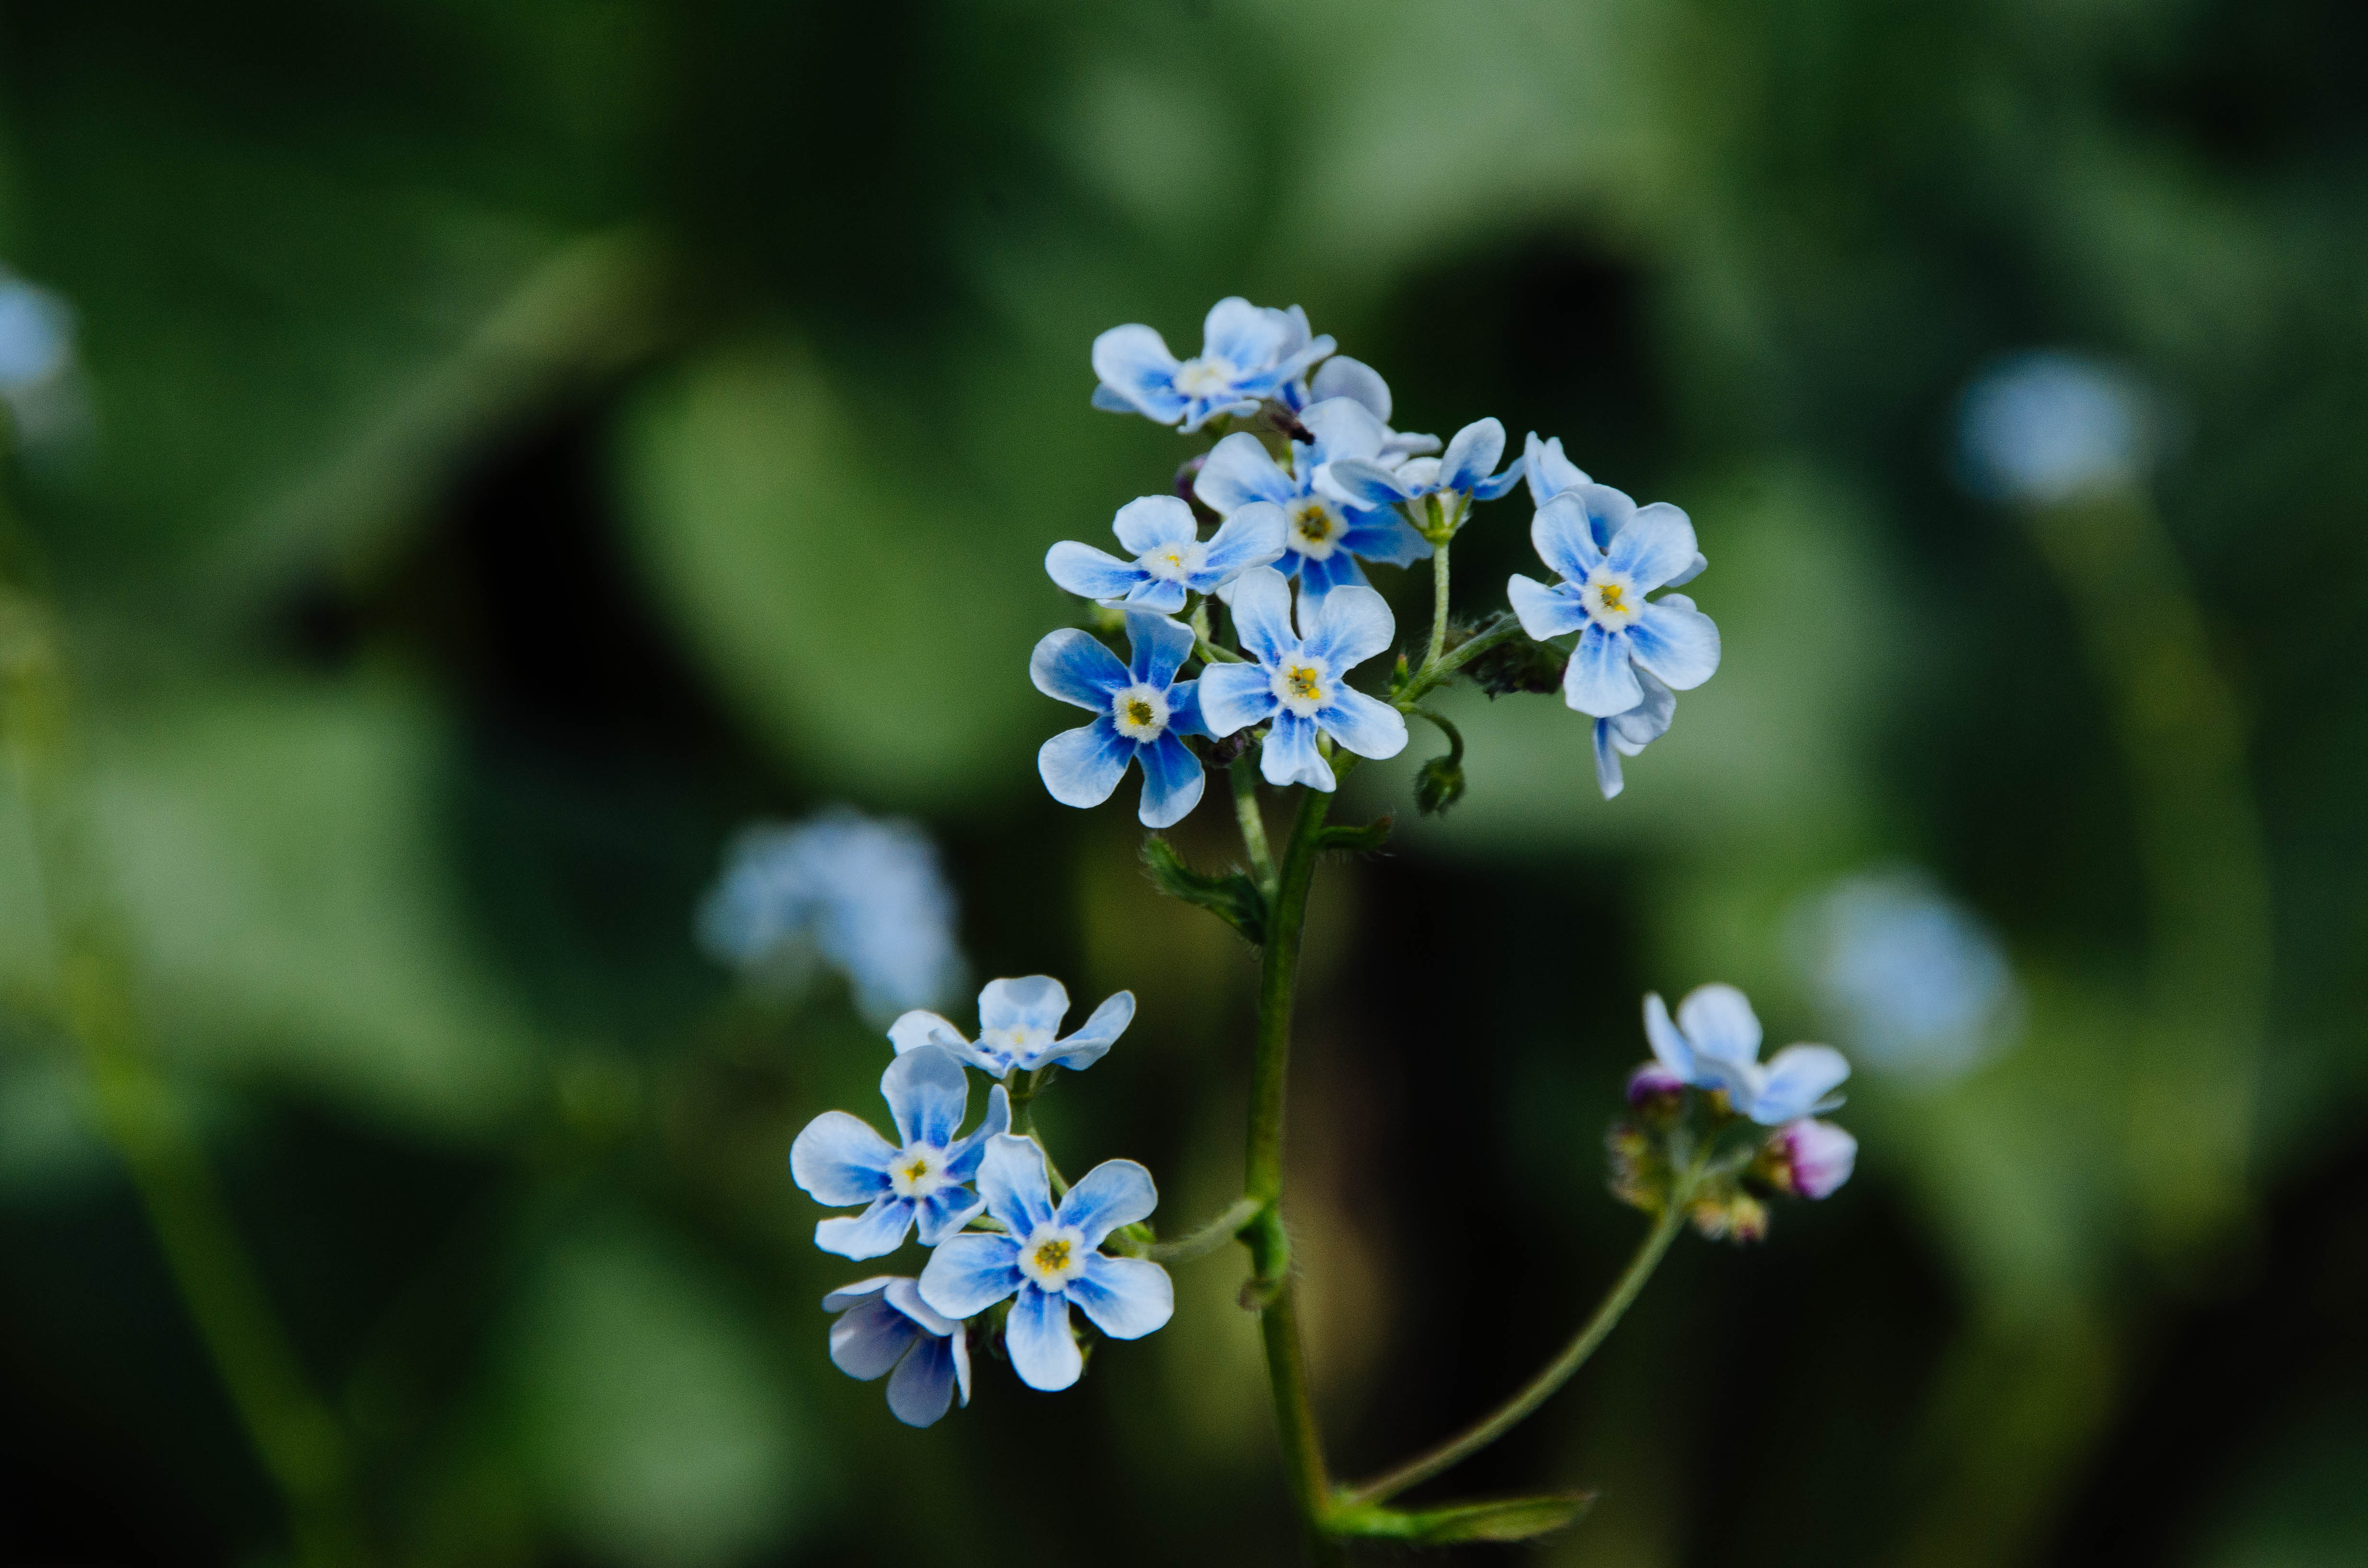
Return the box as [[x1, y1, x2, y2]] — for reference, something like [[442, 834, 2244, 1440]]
[[1764, 1118, 1857, 1199], [1626, 1061, 1687, 1108]]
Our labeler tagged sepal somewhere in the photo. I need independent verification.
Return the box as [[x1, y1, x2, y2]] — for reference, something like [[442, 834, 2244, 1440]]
[[1141, 835, 1268, 946], [1464, 635, 1568, 698], [1327, 1492, 1595, 1544]]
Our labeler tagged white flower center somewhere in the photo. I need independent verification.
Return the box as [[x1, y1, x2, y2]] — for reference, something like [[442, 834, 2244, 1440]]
[[1269, 652, 1332, 718], [979, 1024, 1053, 1070], [888, 1143, 949, 1200], [1285, 497, 1343, 561], [1109, 682, 1170, 743], [1171, 355, 1240, 400], [1137, 539, 1207, 583], [1016, 1222, 1087, 1288], [1581, 568, 1641, 629]]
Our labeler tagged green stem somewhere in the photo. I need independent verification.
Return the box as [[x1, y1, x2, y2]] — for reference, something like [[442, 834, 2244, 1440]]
[[1003, 1069, 1069, 1197], [1396, 612, 1523, 711], [1231, 756, 1277, 894], [1342, 1183, 1695, 1508], [1196, 635, 1245, 665], [1424, 536, 1452, 669], [1143, 1196, 1264, 1262]]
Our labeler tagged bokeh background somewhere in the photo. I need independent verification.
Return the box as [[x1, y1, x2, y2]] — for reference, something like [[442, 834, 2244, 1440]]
[[2, 0, 2364, 1563]]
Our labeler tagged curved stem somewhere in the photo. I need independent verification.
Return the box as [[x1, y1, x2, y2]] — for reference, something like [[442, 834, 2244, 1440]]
[[1397, 611, 1523, 711], [1343, 1188, 1694, 1509]]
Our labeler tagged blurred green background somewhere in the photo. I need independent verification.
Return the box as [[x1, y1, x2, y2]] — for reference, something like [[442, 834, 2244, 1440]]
[[1, 0, 2364, 1563]]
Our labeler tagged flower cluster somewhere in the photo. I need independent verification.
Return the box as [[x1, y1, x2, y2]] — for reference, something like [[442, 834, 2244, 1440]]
[[789, 977, 1173, 1425], [1609, 983, 1857, 1242]]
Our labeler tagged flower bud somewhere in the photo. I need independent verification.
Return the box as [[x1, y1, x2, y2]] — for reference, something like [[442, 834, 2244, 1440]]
[[1754, 1118, 1858, 1200], [1413, 753, 1465, 815], [1605, 1122, 1665, 1213], [1687, 1183, 1769, 1243], [1625, 1061, 1687, 1111]]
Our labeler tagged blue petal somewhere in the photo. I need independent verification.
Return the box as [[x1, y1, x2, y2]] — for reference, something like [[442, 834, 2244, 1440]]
[[1592, 718, 1626, 799], [1747, 1045, 1852, 1125], [1626, 596, 1721, 691], [1194, 432, 1295, 514], [789, 1111, 896, 1205], [1045, 541, 1144, 602], [918, 1232, 1023, 1319], [1202, 296, 1284, 368], [1298, 396, 1390, 465], [820, 1275, 900, 1313], [1126, 610, 1196, 689], [1112, 494, 1198, 555], [1530, 492, 1603, 583], [885, 1330, 962, 1426], [975, 1133, 1056, 1237], [1039, 718, 1134, 808], [1573, 483, 1638, 550], [1030, 628, 1131, 709], [1178, 394, 1262, 436], [980, 975, 1070, 1037], [1564, 624, 1644, 717], [1260, 710, 1333, 791], [1293, 548, 1369, 609], [1665, 553, 1708, 588], [1090, 324, 1184, 422], [1120, 577, 1188, 614], [1090, 382, 1137, 413], [1334, 512, 1431, 568], [1642, 993, 1695, 1079], [828, 1289, 921, 1380], [1302, 583, 1395, 671], [913, 1186, 987, 1246], [1604, 501, 1699, 589], [1054, 1157, 1158, 1245], [816, 1194, 916, 1260], [1195, 663, 1277, 738], [1440, 418, 1506, 493], [1508, 574, 1589, 639], [1136, 732, 1204, 829], [1224, 566, 1298, 668], [1195, 502, 1289, 584], [887, 1010, 966, 1057], [1308, 358, 1391, 422], [879, 1045, 968, 1148], [1678, 983, 1763, 1066], [1166, 678, 1208, 737], [1315, 687, 1407, 760], [1606, 669, 1677, 748], [1524, 431, 1591, 507], [1069, 1254, 1175, 1340], [1005, 1283, 1082, 1392], [1036, 990, 1134, 1072], [1471, 461, 1526, 502], [1324, 457, 1416, 506], [883, 1276, 956, 1335], [944, 1084, 1012, 1181]]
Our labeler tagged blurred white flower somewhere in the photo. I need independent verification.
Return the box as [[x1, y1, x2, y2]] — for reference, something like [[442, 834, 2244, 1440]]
[[1957, 349, 2155, 504], [699, 808, 964, 1021], [1788, 867, 2019, 1083]]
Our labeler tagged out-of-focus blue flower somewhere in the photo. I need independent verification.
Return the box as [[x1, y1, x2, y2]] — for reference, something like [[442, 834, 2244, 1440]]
[[1642, 983, 1850, 1126], [1045, 496, 1286, 614], [822, 1276, 972, 1428], [1507, 484, 1721, 718], [1789, 868, 2019, 1082], [1326, 416, 1526, 524], [1958, 350, 2155, 504], [1761, 1119, 1858, 1200], [889, 976, 1135, 1078], [790, 1048, 1011, 1259], [918, 1135, 1173, 1392], [1195, 566, 1408, 792], [699, 808, 965, 1022], [1092, 297, 1335, 434], [1030, 612, 1209, 829], [0, 275, 72, 393], [1195, 398, 1433, 604]]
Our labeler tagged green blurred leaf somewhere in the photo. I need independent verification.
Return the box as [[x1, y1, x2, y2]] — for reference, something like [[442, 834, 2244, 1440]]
[[1141, 833, 1266, 946], [1331, 1491, 1596, 1544]]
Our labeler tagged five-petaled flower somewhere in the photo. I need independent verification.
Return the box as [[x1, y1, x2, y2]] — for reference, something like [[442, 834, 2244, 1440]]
[[790, 1047, 1011, 1259], [822, 1276, 973, 1428], [918, 1135, 1174, 1392], [1030, 611, 1210, 829], [1195, 397, 1433, 604], [890, 976, 1136, 1079], [1325, 416, 1527, 535], [1046, 496, 1286, 614], [1508, 483, 1722, 719], [1642, 983, 1851, 1125], [1196, 565, 1409, 791], [1092, 297, 1334, 433]]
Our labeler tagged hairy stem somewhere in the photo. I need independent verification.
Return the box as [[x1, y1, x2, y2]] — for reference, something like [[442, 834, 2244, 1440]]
[[1143, 1196, 1265, 1262], [1231, 755, 1277, 893], [1424, 536, 1453, 669], [1397, 611, 1523, 711]]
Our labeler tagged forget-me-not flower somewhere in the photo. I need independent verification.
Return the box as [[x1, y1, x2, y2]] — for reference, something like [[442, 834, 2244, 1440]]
[[1030, 611, 1209, 829], [1523, 433, 1706, 586], [1325, 416, 1526, 531], [1642, 983, 1850, 1126], [699, 808, 964, 1021], [918, 1135, 1174, 1392], [822, 1276, 972, 1428], [889, 976, 1135, 1078], [1195, 398, 1433, 603], [1092, 297, 1335, 434], [1195, 566, 1408, 791], [1760, 1119, 1858, 1199], [1295, 356, 1441, 463], [1507, 484, 1721, 718], [790, 1047, 1011, 1259], [1045, 496, 1286, 614]]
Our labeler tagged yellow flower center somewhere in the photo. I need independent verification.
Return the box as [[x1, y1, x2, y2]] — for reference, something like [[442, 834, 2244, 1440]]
[[1598, 582, 1626, 612], [1032, 1238, 1072, 1274], [1284, 664, 1321, 700], [1124, 697, 1156, 727]]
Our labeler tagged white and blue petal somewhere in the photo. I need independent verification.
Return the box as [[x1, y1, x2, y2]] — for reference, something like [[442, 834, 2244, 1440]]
[[789, 1111, 896, 1205], [1005, 1283, 1083, 1392], [1196, 662, 1277, 737], [1593, 719, 1628, 800], [1121, 576, 1188, 614], [918, 1232, 1024, 1319], [1045, 541, 1144, 602], [1195, 432, 1295, 514], [1030, 628, 1131, 710], [1135, 732, 1204, 830], [1126, 610, 1197, 689], [1440, 418, 1506, 494], [1626, 594, 1721, 691], [880, 1046, 969, 1149], [826, 1284, 921, 1380], [1315, 687, 1408, 760], [1508, 573, 1590, 640], [1090, 324, 1185, 423], [1039, 719, 1134, 808], [1202, 296, 1283, 369], [1334, 512, 1431, 568], [981, 976, 1069, 1038], [1525, 431, 1591, 507], [1166, 678, 1208, 737], [1224, 566, 1299, 668], [1603, 501, 1699, 590], [1034, 990, 1134, 1073], [1530, 492, 1605, 583], [815, 1194, 917, 1260], [1302, 583, 1395, 672], [1298, 396, 1391, 466], [1564, 624, 1645, 717], [1749, 1045, 1851, 1124], [887, 1010, 968, 1059], [1195, 501, 1289, 585], [943, 1084, 1012, 1181], [1294, 550, 1369, 605], [1260, 710, 1334, 791], [1472, 462, 1527, 502], [1642, 992, 1697, 1079], [885, 1329, 963, 1427], [1067, 1254, 1175, 1340], [913, 1186, 988, 1246], [1322, 457, 1418, 507], [1677, 983, 1764, 1067], [1055, 1157, 1158, 1245], [1112, 494, 1197, 555], [1308, 357, 1391, 422], [975, 1133, 1057, 1237], [1606, 670, 1677, 748]]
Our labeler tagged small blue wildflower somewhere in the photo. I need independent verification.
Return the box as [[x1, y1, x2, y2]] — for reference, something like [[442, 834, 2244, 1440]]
[[821, 1276, 972, 1427], [1195, 566, 1408, 791], [699, 808, 964, 1021], [1092, 297, 1335, 434], [1045, 495, 1286, 615], [1791, 868, 2019, 1082], [889, 976, 1135, 1078], [1523, 432, 1705, 586], [1641, 983, 1850, 1125], [918, 1135, 1173, 1392], [789, 1047, 1011, 1260], [1324, 416, 1527, 531], [1507, 484, 1721, 718], [1195, 398, 1433, 604], [1030, 611, 1209, 828], [1958, 350, 2154, 505]]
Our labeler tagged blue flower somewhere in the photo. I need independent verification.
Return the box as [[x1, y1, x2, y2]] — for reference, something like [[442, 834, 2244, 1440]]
[[1194, 398, 1434, 604], [1958, 350, 2154, 504], [1592, 668, 1676, 800], [790, 1047, 1011, 1259], [699, 808, 964, 1021], [1790, 868, 2019, 1082], [1195, 566, 1408, 791], [1030, 612, 1210, 828], [918, 1136, 1173, 1392], [1523, 434, 1706, 585], [1045, 495, 1286, 614], [889, 976, 1135, 1078], [1293, 356, 1442, 463], [1092, 297, 1335, 434], [1506, 483, 1722, 718], [1642, 983, 1850, 1126], [821, 1276, 972, 1427], [1324, 416, 1527, 527]]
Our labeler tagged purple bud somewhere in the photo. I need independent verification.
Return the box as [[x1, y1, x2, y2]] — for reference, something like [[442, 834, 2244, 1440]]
[[1626, 1062, 1687, 1107], [1766, 1118, 1857, 1199]]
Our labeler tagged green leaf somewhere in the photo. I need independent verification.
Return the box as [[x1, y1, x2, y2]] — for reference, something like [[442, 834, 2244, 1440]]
[[1316, 815, 1393, 854], [1140, 835, 1266, 946], [1329, 1492, 1596, 1544]]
